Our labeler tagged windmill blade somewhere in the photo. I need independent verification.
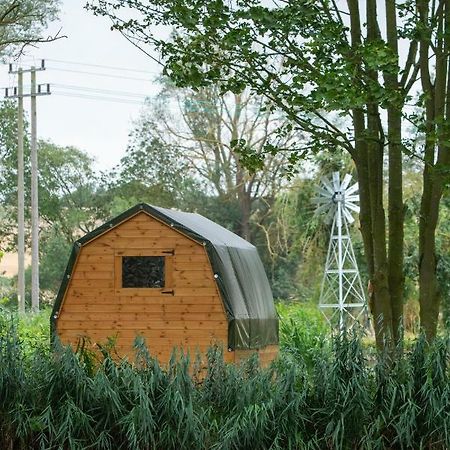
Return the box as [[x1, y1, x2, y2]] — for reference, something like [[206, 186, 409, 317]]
[[345, 182, 359, 196], [332, 172, 341, 191], [312, 196, 332, 205], [315, 202, 333, 215], [345, 195, 360, 203], [345, 202, 360, 214], [340, 173, 352, 191], [320, 176, 335, 195], [315, 186, 334, 198], [342, 207, 355, 224]]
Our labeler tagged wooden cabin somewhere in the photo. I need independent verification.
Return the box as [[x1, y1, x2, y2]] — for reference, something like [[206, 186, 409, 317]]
[[51, 203, 279, 365]]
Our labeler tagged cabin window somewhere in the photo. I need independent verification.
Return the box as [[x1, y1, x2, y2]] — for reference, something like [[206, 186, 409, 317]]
[[114, 249, 174, 292], [122, 256, 165, 288]]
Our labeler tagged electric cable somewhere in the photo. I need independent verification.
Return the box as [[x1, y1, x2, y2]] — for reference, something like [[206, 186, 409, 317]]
[[54, 91, 146, 105], [53, 83, 149, 99], [47, 67, 153, 82], [19, 57, 159, 75]]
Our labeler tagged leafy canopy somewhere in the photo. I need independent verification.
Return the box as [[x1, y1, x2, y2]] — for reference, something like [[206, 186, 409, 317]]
[[87, 0, 403, 165]]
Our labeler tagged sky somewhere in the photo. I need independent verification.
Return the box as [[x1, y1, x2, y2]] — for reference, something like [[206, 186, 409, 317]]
[[0, 0, 163, 171]]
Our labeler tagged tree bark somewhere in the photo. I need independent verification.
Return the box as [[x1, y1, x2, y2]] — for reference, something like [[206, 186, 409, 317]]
[[347, 0, 395, 350], [236, 175, 252, 241], [363, 0, 393, 350], [417, 0, 450, 340], [346, 0, 374, 283], [384, 0, 404, 346]]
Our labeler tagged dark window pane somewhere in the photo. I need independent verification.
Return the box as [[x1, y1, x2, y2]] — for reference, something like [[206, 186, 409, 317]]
[[122, 256, 165, 288]]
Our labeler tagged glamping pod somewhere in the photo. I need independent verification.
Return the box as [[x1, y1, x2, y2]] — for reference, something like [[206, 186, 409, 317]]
[[51, 204, 279, 365]]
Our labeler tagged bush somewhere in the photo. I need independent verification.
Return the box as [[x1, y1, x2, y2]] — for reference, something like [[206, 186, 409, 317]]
[[277, 301, 329, 368], [0, 316, 449, 449], [0, 309, 50, 356]]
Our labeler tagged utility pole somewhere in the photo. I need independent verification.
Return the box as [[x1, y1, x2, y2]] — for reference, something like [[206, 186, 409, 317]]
[[30, 67, 39, 313], [6, 60, 50, 313], [17, 68, 25, 314]]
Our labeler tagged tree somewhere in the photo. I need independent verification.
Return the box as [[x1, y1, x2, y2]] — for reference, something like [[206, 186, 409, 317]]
[[1, 134, 102, 247], [25, 229, 71, 303], [103, 133, 206, 214], [0, 0, 61, 54], [37, 141, 104, 243], [126, 82, 298, 240], [88, 0, 450, 348]]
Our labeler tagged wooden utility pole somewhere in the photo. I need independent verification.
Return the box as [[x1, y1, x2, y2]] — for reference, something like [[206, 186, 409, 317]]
[[30, 66, 39, 313], [17, 68, 25, 314], [6, 60, 50, 313]]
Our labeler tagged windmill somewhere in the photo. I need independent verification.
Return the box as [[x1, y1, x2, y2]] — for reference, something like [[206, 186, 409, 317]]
[[313, 172, 369, 329]]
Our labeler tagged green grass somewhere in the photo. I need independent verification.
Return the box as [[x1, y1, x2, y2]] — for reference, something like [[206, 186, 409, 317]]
[[0, 309, 449, 449]]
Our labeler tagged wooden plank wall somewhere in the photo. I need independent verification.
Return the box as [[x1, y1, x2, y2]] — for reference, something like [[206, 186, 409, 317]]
[[56, 211, 234, 364], [234, 345, 279, 368]]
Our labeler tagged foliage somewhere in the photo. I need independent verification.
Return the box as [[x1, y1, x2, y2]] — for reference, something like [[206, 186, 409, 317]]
[[23, 231, 71, 304], [0, 318, 450, 449], [0, 100, 27, 249], [118, 82, 297, 240], [0, 0, 60, 55], [102, 135, 205, 214], [37, 141, 104, 242], [0, 135, 103, 308], [0, 130, 103, 250], [0, 310, 49, 357], [277, 301, 328, 368], [0, 275, 17, 310], [0, 317, 449, 449], [16, 310, 50, 357], [86, 0, 450, 346], [85, 0, 401, 158], [258, 175, 367, 303], [257, 178, 324, 300]]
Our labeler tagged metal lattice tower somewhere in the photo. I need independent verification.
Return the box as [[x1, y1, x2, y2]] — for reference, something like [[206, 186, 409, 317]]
[[313, 172, 369, 329]]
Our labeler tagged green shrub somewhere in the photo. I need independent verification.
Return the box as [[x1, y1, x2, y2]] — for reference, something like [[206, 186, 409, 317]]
[[277, 301, 329, 367], [0, 316, 449, 449], [0, 309, 50, 357]]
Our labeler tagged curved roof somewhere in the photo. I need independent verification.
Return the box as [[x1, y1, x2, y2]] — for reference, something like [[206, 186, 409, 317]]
[[52, 203, 279, 350]]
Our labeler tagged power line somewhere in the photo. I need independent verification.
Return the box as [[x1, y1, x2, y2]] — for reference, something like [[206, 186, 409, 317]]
[[48, 58, 159, 74], [20, 57, 160, 75], [45, 67, 155, 82], [54, 91, 191, 111], [55, 91, 146, 105], [53, 83, 149, 99]]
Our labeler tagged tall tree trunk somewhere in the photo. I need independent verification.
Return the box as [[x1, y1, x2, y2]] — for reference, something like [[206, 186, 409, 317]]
[[347, 0, 374, 281], [419, 185, 442, 341], [237, 179, 252, 241], [229, 92, 252, 241], [347, 0, 394, 350], [365, 0, 394, 350], [366, 102, 393, 349], [418, 0, 450, 340], [384, 0, 404, 346]]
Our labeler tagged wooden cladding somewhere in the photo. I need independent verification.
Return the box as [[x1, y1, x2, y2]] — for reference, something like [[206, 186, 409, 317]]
[[55, 211, 278, 367], [56, 212, 229, 364]]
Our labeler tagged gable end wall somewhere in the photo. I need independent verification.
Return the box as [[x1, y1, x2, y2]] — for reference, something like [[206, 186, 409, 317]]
[[55, 211, 233, 363]]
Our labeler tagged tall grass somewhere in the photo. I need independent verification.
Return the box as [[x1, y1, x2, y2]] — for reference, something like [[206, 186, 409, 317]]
[[0, 315, 449, 449]]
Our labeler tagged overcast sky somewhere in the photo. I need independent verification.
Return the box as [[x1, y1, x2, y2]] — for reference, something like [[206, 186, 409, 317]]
[[0, 0, 163, 171]]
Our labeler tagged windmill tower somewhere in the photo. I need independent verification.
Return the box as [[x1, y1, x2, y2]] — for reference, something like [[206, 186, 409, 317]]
[[313, 172, 369, 329]]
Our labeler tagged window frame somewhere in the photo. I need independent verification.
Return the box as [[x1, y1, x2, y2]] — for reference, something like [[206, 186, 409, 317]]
[[114, 249, 174, 295]]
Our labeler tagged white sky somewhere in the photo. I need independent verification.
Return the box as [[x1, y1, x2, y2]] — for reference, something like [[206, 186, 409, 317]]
[[0, 0, 163, 171]]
